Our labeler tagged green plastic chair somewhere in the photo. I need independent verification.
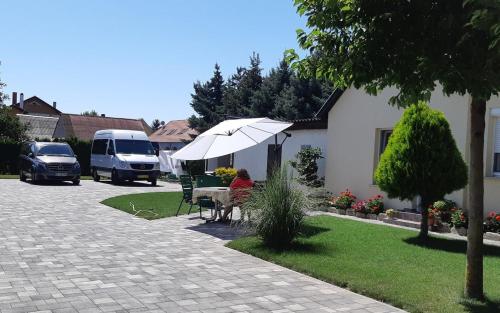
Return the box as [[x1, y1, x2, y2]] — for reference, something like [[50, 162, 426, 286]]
[[176, 175, 215, 217], [195, 175, 223, 187]]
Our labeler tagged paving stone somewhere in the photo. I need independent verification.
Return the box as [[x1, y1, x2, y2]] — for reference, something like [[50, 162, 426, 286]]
[[0, 180, 405, 313]]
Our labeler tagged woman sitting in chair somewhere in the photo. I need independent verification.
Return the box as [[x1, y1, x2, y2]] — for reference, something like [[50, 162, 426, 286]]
[[220, 168, 254, 222]]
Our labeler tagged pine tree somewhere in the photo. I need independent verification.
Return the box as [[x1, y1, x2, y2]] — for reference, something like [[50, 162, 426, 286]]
[[251, 59, 292, 117], [189, 63, 225, 132], [150, 119, 161, 131]]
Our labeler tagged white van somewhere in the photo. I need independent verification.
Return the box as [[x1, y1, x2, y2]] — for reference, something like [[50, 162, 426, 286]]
[[91, 129, 160, 186]]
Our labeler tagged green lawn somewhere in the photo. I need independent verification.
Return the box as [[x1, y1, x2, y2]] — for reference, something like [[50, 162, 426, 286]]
[[227, 215, 500, 313], [101, 192, 195, 219]]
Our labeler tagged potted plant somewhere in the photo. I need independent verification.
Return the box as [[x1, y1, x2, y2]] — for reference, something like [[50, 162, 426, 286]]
[[330, 189, 356, 215], [352, 200, 368, 218], [451, 209, 468, 236], [485, 211, 500, 234], [214, 167, 237, 186], [385, 209, 397, 219], [428, 206, 440, 228], [430, 199, 456, 224], [366, 194, 384, 219]]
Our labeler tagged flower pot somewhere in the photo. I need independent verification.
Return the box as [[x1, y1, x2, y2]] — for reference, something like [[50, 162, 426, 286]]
[[327, 207, 338, 214], [452, 226, 467, 236], [484, 232, 500, 241], [346, 209, 355, 216], [367, 213, 378, 220], [337, 208, 346, 215], [355, 212, 367, 218]]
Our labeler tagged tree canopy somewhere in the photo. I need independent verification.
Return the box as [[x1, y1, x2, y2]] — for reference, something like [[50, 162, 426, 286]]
[[81, 110, 99, 116], [0, 106, 29, 142], [287, 0, 500, 106], [150, 119, 161, 131], [188, 54, 332, 131]]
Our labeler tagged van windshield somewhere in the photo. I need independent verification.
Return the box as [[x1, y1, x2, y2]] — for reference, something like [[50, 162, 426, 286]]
[[37, 144, 74, 157], [115, 140, 155, 155]]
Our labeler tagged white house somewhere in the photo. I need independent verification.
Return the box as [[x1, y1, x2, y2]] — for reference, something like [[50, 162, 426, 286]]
[[322, 87, 500, 214]]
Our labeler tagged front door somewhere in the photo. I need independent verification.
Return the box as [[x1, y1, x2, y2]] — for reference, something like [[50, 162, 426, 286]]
[[267, 144, 282, 178]]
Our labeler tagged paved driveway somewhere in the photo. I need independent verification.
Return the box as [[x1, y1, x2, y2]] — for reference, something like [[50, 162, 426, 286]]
[[0, 180, 404, 313]]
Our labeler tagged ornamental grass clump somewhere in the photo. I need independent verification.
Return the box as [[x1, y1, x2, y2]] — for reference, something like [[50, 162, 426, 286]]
[[243, 166, 306, 248]]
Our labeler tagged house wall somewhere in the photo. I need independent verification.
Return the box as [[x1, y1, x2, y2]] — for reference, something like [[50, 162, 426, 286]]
[[225, 129, 327, 181], [326, 87, 470, 211]]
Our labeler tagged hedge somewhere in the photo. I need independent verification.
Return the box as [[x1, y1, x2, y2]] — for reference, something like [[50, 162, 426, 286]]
[[0, 140, 21, 174], [0, 138, 92, 176]]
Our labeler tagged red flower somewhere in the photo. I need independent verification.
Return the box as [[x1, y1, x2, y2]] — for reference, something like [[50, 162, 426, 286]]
[[489, 211, 496, 218], [496, 215, 500, 222]]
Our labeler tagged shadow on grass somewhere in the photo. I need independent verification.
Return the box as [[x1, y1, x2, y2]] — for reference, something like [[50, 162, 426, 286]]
[[404, 236, 500, 258], [299, 223, 331, 238], [460, 296, 500, 313]]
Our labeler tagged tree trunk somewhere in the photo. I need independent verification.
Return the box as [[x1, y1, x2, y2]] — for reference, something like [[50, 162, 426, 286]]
[[419, 195, 430, 241], [465, 97, 485, 300]]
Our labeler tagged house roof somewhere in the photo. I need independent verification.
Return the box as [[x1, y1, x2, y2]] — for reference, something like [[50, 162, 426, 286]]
[[11, 96, 62, 116], [17, 114, 59, 140], [149, 120, 199, 143], [55, 114, 152, 141], [315, 89, 345, 119], [287, 117, 327, 130]]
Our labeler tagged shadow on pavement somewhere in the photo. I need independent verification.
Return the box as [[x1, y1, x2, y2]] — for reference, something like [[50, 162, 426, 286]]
[[187, 221, 243, 241]]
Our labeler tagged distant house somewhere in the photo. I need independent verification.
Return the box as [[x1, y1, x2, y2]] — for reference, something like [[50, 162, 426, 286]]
[[17, 114, 59, 140], [10, 92, 61, 116], [7, 92, 61, 139], [54, 113, 152, 141], [149, 120, 198, 150]]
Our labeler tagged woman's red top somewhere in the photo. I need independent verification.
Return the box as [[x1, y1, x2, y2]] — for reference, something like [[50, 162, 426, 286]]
[[230, 177, 254, 205]]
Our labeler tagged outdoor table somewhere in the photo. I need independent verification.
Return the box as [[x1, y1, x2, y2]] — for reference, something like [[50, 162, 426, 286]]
[[192, 187, 231, 220]]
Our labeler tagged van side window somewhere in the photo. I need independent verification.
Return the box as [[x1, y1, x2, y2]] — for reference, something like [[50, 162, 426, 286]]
[[92, 139, 108, 155]]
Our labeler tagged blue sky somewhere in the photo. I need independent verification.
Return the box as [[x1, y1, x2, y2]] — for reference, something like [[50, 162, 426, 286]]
[[2, 0, 306, 124]]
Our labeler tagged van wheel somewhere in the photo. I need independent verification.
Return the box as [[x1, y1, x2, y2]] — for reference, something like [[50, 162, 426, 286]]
[[151, 179, 157, 187], [20, 170, 26, 182], [93, 169, 100, 182], [111, 169, 120, 185]]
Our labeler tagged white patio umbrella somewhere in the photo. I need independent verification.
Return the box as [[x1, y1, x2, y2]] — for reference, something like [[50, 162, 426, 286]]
[[171, 117, 293, 160]]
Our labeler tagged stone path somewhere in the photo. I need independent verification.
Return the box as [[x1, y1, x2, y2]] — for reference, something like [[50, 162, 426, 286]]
[[0, 179, 405, 313]]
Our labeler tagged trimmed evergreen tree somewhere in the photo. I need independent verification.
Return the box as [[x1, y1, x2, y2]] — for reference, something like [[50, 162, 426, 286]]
[[375, 102, 467, 240]]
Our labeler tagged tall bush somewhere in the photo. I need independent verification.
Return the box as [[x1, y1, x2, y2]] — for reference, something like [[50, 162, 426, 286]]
[[243, 166, 306, 248], [0, 139, 21, 174], [65, 137, 92, 176], [290, 147, 323, 187], [375, 102, 467, 240]]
